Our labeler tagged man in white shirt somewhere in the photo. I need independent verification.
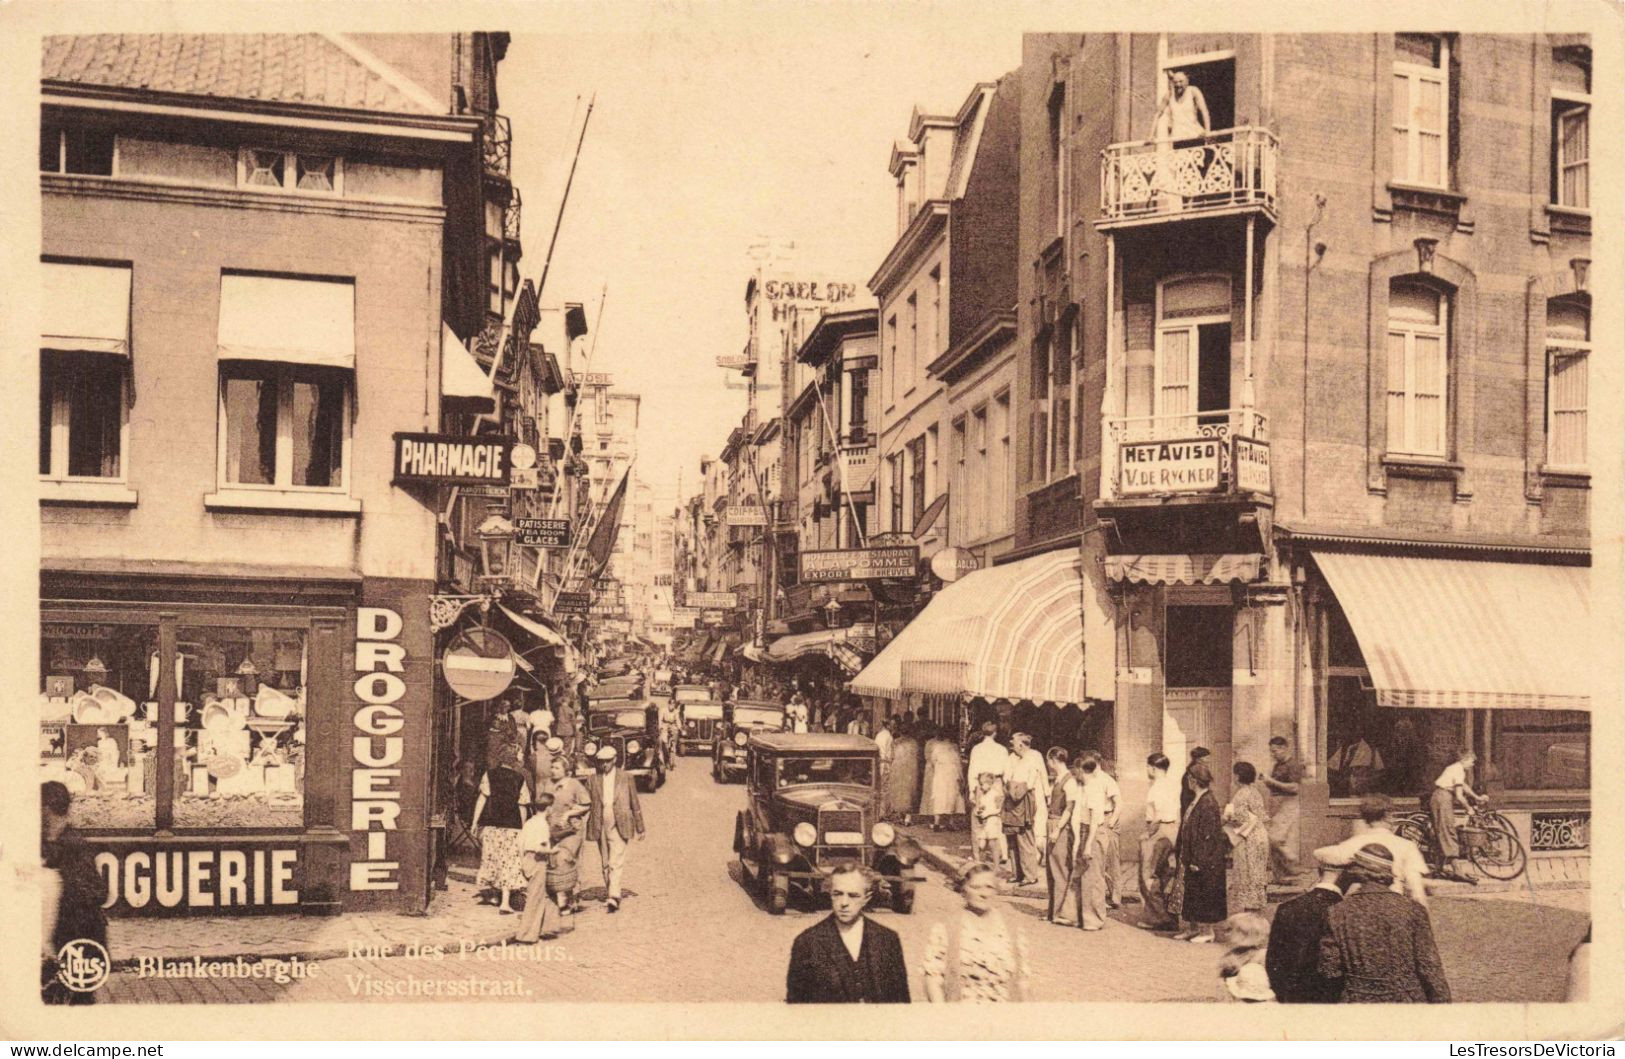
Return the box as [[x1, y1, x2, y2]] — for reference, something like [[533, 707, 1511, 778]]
[[1313, 794, 1429, 905], [1003, 731, 1049, 883], [1089, 756, 1125, 907], [966, 722, 1011, 804], [874, 718, 896, 818], [1073, 758, 1110, 930], [1138, 752, 1181, 930], [1431, 748, 1484, 877]]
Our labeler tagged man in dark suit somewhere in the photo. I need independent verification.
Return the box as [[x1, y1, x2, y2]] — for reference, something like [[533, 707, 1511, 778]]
[[585, 746, 644, 913], [1265, 859, 1350, 1003], [786, 862, 910, 1003]]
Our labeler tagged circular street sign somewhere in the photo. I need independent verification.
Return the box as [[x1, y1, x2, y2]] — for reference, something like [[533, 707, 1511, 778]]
[[510, 443, 537, 470], [443, 627, 517, 701], [930, 546, 981, 583]]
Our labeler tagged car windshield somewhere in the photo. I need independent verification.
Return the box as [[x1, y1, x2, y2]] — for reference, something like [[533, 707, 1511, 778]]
[[589, 708, 647, 731], [734, 706, 784, 729], [776, 756, 874, 788], [685, 704, 723, 720], [674, 687, 713, 703]]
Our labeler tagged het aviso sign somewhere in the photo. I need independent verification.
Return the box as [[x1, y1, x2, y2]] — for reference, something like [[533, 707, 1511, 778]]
[[799, 545, 919, 583]]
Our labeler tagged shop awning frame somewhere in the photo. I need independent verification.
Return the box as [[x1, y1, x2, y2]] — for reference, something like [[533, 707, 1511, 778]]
[[1104, 553, 1262, 585], [217, 273, 356, 369], [497, 604, 568, 651], [43, 261, 132, 356], [441, 321, 496, 414], [1312, 551, 1590, 712]]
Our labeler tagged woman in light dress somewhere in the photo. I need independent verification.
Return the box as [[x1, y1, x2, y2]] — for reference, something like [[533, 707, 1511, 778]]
[[918, 723, 967, 828], [1223, 760, 1272, 913], [887, 720, 922, 821], [923, 862, 1030, 1002]]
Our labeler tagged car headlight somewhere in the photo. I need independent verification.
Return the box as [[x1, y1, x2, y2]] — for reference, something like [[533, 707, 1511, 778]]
[[583, 741, 598, 758], [793, 822, 817, 848], [685, 720, 696, 730], [627, 739, 641, 756], [871, 822, 895, 847], [734, 731, 749, 747]]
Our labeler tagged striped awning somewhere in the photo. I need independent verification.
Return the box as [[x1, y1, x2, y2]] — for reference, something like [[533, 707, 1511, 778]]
[[1104, 553, 1262, 585], [1313, 551, 1590, 711], [852, 549, 1111, 705], [767, 626, 865, 663]]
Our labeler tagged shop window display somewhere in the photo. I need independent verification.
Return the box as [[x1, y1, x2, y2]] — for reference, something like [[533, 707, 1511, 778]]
[[1490, 710, 1588, 793], [40, 621, 159, 829], [169, 627, 306, 828]]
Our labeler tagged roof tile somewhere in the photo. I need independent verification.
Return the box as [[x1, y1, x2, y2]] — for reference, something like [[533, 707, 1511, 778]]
[[42, 33, 438, 115]]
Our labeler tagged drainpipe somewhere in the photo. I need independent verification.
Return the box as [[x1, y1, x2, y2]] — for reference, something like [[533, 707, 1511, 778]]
[[1301, 194, 1327, 520]]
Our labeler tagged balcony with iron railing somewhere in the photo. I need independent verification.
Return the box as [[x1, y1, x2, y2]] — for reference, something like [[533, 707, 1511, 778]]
[[1101, 406, 1270, 502], [1097, 126, 1278, 230], [503, 185, 522, 246], [483, 114, 513, 180]]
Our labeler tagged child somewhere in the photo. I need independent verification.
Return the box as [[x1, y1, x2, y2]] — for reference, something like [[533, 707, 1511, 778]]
[[973, 771, 1007, 870], [515, 792, 569, 943]]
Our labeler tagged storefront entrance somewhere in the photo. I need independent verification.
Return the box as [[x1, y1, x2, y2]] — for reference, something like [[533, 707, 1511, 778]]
[[1163, 602, 1233, 800]]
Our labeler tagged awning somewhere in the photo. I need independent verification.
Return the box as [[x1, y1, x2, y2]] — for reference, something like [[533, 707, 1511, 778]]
[[741, 643, 770, 664], [1105, 553, 1262, 585], [43, 262, 131, 356], [498, 605, 568, 650], [217, 274, 355, 369], [441, 322, 495, 413], [851, 549, 1112, 704], [1313, 551, 1590, 711], [767, 626, 870, 664]]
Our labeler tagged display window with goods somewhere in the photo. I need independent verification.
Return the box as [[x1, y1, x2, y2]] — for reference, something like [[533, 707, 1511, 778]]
[[40, 607, 320, 834]]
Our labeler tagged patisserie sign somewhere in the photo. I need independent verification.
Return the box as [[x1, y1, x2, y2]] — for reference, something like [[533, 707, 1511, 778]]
[[351, 607, 407, 892]]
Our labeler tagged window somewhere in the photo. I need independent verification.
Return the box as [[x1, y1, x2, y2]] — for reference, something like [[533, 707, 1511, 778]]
[[885, 315, 898, 405], [848, 369, 869, 438], [905, 293, 919, 388], [1553, 101, 1589, 209], [992, 392, 1011, 532], [1490, 710, 1588, 792], [220, 364, 347, 489], [1029, 334, 1051, 482], [40, 122, 116, 175], [888, 454, 904, 531], [929, 266, 944, 361], [1392, 34, 1449, 188], [1049, 83, 1068, 237], [40, 353, 125, 479], [238, 148, 343, 195], [1165, 605, 1231, 688], [907, 434, 927, 528], [1052, 315, 1075, 478], [1545, 298, 1589, 470], [1385, 282, 1449, 458], [927, 424, 939, 501]]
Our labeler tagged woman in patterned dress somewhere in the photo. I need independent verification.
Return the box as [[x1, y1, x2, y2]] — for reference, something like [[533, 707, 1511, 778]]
[[923, 863, 1030, 1002], [1224, 761, 1272, 913], [471, 760, 531, 914]]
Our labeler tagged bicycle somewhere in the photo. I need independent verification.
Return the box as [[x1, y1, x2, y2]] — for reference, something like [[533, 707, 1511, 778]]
[[1395, 799, 1527, 882]]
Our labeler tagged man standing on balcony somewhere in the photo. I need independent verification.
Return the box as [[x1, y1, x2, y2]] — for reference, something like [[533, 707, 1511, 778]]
[[1152, 69, 1213, 209]]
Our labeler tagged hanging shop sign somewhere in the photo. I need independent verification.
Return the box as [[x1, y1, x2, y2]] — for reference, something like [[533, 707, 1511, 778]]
[[440, 626, 516, 703], [702, 610, 726, 626], [1233, 436, 1273, 495], [867, 532, 912, 548], [687, 591, 740, 609], [799, 545, 919, 583], [393, 433, 514, 486], [725, 505, 769, 527], [573, 371, 614, 387], [91, 843, 301, 915], [672, 608, 699, 629], [515, 518, 571, 548], [930, 546, 981, 583], [716, 354, 752, 370], [1118, 437, 1223, 497], [551, 592, 591, 615], [511, 467, 539, 490]]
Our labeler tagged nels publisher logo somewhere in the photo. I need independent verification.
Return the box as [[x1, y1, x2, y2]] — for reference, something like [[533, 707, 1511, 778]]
[[56, 939, 110, 994]]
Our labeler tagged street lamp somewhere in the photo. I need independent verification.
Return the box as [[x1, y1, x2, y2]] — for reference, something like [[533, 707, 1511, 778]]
[[824, 597, 842, 628]]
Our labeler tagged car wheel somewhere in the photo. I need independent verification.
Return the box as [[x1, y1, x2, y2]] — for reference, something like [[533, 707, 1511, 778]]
[[891, 882, 915, 914], [767, 872, 789, 915]]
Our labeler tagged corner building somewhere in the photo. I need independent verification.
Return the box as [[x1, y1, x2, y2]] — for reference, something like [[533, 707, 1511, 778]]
[[37, 33, 515, 915], [1022, 33, 1593, 878]]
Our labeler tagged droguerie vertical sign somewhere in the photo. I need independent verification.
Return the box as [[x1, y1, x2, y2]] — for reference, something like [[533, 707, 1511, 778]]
[[351, 607, 407, 891]]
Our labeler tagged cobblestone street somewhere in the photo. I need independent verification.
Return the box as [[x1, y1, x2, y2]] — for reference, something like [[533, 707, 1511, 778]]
[[99, 759, 1588, 1004]]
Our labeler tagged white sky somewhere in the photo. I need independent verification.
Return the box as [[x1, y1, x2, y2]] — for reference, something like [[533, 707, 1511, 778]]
[[501, 7, 1024, 502]]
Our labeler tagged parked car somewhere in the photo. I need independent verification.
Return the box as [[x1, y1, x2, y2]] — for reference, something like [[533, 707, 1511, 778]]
[[732, 733, 922, 914], [580, 699, 666, 792], [712, 700, 786, 783]]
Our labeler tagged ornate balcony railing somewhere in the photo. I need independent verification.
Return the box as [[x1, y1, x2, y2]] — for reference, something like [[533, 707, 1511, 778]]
[[1098, 126, 1278, 228], [503, 185, 522, 245], [483, 114, 513, 179], [1102, 407, 1270, 500]]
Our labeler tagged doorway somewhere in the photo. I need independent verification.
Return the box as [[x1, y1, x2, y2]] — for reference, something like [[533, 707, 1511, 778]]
[[1164, 603, 1234, 800]]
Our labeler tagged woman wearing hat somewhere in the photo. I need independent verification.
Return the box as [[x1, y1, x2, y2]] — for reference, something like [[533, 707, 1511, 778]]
[[1317, 844, 1451, 1003], [545, 753, 590, 913], [1172, 761, 1227, 943]]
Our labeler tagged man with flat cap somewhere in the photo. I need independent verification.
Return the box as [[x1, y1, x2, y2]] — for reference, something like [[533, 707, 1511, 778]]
[[585, 745, 645, 913]]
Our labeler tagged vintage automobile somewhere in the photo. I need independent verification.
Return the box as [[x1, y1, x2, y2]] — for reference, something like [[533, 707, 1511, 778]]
[[712, 699, 786, 783], [677, 692, 724, 757], [579, 696, 667, 792], [732, 733, 922, 914]]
